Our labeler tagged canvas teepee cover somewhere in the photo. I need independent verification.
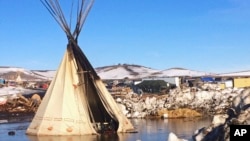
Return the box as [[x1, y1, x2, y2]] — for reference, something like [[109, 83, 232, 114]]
[[26, 0, 134, 135]]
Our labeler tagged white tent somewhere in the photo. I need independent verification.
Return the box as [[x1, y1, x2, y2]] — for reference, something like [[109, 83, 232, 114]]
[[15, 74, 22, 84], [26, 0, 134, 135]]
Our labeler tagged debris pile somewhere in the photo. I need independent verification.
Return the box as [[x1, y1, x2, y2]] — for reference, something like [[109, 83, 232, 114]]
[[192, 88, 250, 141], [0, 93, 41, 114], [109, 86, 134, 96], [0, 83, 248, 121], [115, 84, 245, 118]]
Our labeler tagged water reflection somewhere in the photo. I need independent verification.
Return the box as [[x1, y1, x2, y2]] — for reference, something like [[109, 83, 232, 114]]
[[0, 117, 212, 141], [28, 134, 123, 141]]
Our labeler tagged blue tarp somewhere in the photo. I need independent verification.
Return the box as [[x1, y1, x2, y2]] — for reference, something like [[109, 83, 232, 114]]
[[201, 77, 214, 82], [0, 78, 5, 84]]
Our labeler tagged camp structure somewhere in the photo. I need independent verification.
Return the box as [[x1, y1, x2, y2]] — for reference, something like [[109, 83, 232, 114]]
[[26, 0, 134, 135]]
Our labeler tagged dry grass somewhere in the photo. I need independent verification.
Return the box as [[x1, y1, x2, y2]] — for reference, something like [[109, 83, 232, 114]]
[[157, 108, 202, 118]]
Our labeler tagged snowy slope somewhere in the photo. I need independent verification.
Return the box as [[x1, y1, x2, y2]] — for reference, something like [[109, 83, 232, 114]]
[[0, 66, 32, 75], [216, 70, 250, 77], [95, 64, 159, 79], [32, 70, 56, 80], [150, 68, 214, 77], [0, 66, 55, 81], [2, 64, 250, 81]]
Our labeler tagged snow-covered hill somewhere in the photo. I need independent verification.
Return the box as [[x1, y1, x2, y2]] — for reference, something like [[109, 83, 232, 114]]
[[96, 65, 214, 79], [0, 66, 54, 81], [216, 70, 250, 77], [150, 68, 215, 77], [96, 64, 159, 79], [1, 64, 249, 81]]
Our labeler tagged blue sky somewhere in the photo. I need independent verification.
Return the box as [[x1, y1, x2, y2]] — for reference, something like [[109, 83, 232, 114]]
[[0, 0, 250, 73]]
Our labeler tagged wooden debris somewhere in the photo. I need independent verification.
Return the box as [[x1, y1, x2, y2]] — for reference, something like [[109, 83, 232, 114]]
[[0, 93, 41, 113]]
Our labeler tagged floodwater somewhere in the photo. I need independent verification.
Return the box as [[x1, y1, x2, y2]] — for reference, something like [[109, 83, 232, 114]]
[[0, 117, 212, 141]]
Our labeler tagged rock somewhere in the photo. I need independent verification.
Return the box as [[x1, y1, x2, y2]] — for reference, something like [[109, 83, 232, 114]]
[[193, 88, 250, 141], [193, 128, 206, 141], [131, 111, 140, 118], [211, 114, 228, 127], [162, 113, 168, 118], [168, 132, 188, 141], [116, 98, 122, 103], [0, 96, 7, 105], [117, 103, 128, 116]]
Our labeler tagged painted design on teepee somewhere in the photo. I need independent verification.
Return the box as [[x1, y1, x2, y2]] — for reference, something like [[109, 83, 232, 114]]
[[26, 0, 135, 136], [66, 127, 73, 132], [47, 126, 53, 131]]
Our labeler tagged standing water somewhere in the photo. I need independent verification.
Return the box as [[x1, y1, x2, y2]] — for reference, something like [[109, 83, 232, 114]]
[[0, 117, 212, 141]]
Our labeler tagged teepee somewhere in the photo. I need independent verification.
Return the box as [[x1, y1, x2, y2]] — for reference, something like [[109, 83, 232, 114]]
[[26, 0, 134, 135]]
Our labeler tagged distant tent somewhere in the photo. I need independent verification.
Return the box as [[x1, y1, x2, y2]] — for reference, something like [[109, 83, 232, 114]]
[[26, 0, 134, 135], [15, 74, 22, 84]]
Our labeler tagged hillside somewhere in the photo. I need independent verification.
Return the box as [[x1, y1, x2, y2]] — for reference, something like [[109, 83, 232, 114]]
[[150, 67, 215, 77], [95, 64, 159, 79], [0, 66, 53, 81], [0, 64, 243, 81]]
